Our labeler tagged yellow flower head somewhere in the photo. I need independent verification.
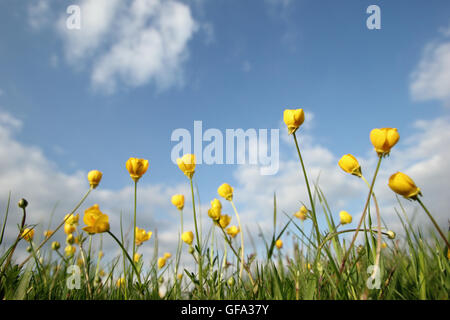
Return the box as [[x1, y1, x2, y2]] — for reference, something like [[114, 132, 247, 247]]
[[126, 158, 149, 182], [65, 244, 76, 257], [163, 252, 172, 259], [64, 223, 76, 235], [43, 230, 54, 239], [181, 231, 194, 245], [176, 154, 196, 179], [370, 128, 400, 156], [87, 170, 103, 189], [283, 108, 305, 135], [218, 214, 232, 229], [177, 274, 183, 280], [339, 211, 352, 225], [338, 154, 362, 177], [116, 277, 125, 288], [226, 225, 240, 238], [171, 194, 185, 210], [21, 228, 34, 242], [64, 213, 79, 225], [82, 204, 110, 234], [66, 233, 75, 245], [381, 242, 387, 249], [208, 198, 222, 221], [294, 205, 308, 221], [218, 183, 234, 201], [51, 241, 60, 250], [134, 253, 142, 263], [135, 227, 152, 246], [158, 257, 166, 269], [275, 239, 283, 249], [388, 172, 421, 199]]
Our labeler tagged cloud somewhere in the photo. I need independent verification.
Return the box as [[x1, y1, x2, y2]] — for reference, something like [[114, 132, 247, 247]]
[[410, 37, 450, 106], [27, 0, 52, 30], [54, 0, 197, 93]]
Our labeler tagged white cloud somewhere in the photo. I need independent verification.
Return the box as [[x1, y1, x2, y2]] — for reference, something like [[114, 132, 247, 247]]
[[410, 38, 450, 106], [55, 0, 197, 93], [27, 0, 52, 30]]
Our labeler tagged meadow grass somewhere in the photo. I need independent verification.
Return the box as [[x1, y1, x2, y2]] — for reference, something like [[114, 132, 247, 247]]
[[0, 111, 449, 300]]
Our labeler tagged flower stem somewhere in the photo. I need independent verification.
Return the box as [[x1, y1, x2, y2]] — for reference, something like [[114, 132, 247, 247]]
[[190, 177, 203, 295], [417, 198, 450, 249], [230, 200, 244, 282], [132, 181, 137, 270], [293, 132, 320, 246], [339, 156, 383, 274]]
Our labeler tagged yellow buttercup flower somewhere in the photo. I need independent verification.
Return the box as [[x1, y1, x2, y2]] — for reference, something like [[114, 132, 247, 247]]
[[171, 194, 185, 210], [126, 158, 149, 182], [294, 206, 308, 221], [181, 231, 194, 245], [163, 252, 172, 259], [338, 154, 362, 177], [87, 170, 103, 189], [218, 214, 231, 229], [21, 228, 34, 242], [177, 274, 183, 280], [275, 239, 283, 249], [64, 213, 79, 225], [116, 277, 125, 288], [65, 244, 76, 257], [134, 253, 142, 263], [226, 225, 240, 238], [218, 183, 234, 201], [370, 128, 400, 156], [135, 227, 152, 246], [158, 257, 166, 269], [43, 230, 54, 239], [388, 172, 421, 199], [51, 241, 60, 250], [339, 211, 352, 225], [82, 204, 110, 234], [381, 242, 387, 249], [66, 233, 75, 245], [64, 223, 76, 235], [176, 154, 196, 179], [283, 108, 305, 135], [208, 198, 222, 221]]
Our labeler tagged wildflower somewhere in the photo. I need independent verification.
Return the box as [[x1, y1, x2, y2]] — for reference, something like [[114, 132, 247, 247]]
[[370, 128, 400, 156], [163, 252, 172, 259], [226, 225, 240, 238], [158, 257, 166, 269], [208, 198, 222, 221], [43, 230, 54, 239], [176, 154, 196, 179], [181, 231, 194, 245], [294, 206, 308, 221], [116, 278, 125, 288], [64, 223, 76, 235], [66, 234, 75, 245], [99, 251, 104, 259], [82, 204, 110, 234], [87, 170, 103, 189], [283, 108, 305, 135], [64, 213, 80, 225], [387, 231, 396, 240], [218, 183, 234, 201], [338, 154, 362, 177], [177, 274, 183, 280], [275, 239, 283, 249], [21, 228, 34, 242], [126, 158, 149, 182], [51, 241, 60, 250], [135, 227, 152, 246], [381, 242, 387, 249], [171, 194, 185, 210], [218, 214, 231, 229], [134, 253, 142, 263], [388, 172, 421, 199], [65, 244, 76, 257], [339, 211, 352, 225], [18, 198, 28, 209]]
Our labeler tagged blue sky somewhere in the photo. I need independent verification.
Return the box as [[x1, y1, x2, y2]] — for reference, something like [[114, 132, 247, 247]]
[[0, 0, 449, 264]]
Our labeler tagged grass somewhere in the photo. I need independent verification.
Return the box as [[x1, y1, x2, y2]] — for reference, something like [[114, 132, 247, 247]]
[[0, 117, 449, 300]]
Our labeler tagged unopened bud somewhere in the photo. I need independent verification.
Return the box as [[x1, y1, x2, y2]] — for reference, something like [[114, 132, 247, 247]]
[[18, 198, 28, 209]]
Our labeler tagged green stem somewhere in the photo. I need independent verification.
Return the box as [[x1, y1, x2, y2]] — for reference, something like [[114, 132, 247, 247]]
[[340, 156, 383, 274], [230, 200, 244, 282], [293, 132, 320, 245], [189, 177, 203, 295], [417, 198, 450, 249], [132, 181, 137, 269]]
